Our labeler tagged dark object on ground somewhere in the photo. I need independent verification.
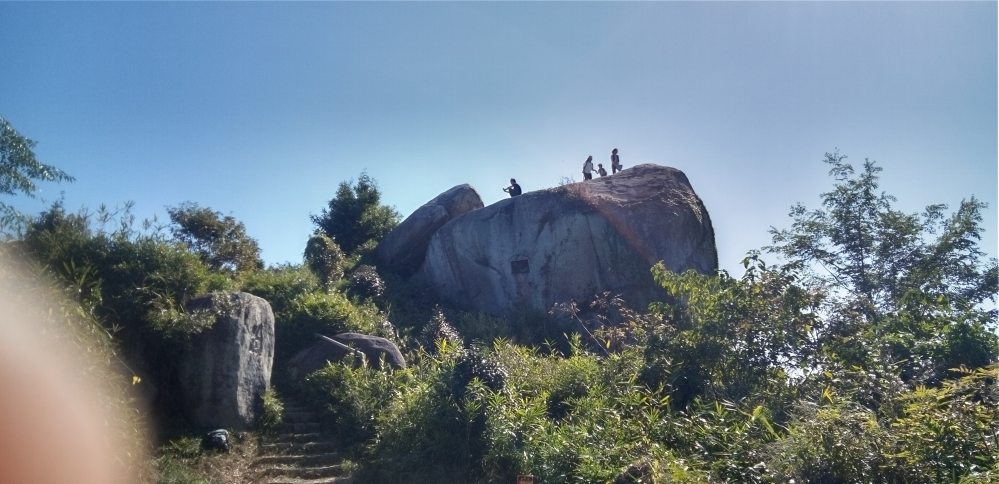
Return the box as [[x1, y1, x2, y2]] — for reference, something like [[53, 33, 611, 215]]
[[289, 332, 406, 379], [376, 184, 484, 278], [201, 429, 230, 452], [349, 265, 385, 300], [179, 292, 275, 430]]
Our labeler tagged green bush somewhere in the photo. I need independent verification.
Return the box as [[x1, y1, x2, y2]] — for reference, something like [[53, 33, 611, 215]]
[[302, 362, 399, 448], [240, 263, 320, 316], [260, 388, 284, 433], [303, 233, 345, 292]]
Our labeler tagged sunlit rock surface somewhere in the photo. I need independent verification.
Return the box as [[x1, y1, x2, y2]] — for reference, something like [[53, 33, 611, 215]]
[[417, 164, 717, 314]]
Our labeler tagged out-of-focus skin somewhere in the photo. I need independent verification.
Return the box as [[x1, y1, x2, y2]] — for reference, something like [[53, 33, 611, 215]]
[[0, 281, 124, 483]]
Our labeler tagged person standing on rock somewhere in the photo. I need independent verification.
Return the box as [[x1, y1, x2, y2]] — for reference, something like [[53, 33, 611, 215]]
[[597, 164, 608, 177], [503, 178, 522, 197], [582, 156, 595, 180], [611, 148, 621, 174]]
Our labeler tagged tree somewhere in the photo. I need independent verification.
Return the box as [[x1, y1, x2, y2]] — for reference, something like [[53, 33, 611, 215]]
[[311, 172, 400, 254], [167, 202, 263, 273], [768, 151, 998, 381], [0, 114, 74, 232]]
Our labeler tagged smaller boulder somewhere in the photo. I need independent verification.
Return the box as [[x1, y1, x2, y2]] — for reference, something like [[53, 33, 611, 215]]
[[289, 333, 406, 379], [377, 184, 483, 278]]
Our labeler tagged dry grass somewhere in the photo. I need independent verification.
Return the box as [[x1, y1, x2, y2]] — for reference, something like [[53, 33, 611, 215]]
[[153, 431, 261, 484]]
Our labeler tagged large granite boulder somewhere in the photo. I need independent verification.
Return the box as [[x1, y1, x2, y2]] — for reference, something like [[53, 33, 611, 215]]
[[179, 292, 275, 429], [417, 164, 717, 314], [288, 333, 406, 379], [377, 184, 483, 278]]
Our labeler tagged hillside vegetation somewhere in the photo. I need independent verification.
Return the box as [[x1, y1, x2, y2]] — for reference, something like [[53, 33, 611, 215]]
[[1, 116, 996, 484]]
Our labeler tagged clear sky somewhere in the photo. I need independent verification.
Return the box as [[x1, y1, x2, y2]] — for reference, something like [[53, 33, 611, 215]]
[[1, 2, 996, 274]]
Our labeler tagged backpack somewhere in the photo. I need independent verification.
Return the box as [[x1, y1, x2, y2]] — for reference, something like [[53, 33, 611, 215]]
[[201, 429, 230, 452]]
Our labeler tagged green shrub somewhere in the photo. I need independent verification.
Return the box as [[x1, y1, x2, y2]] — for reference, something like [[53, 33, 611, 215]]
[[240, 263, 320, 316], [260, 388, 284, 433], [303, 233, 345, 291], [767, 395, 888, 482], [302, 362, 399, 448], [884, 366, 999, 482]]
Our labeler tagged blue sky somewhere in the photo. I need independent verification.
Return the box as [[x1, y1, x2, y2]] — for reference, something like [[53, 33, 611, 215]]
[[1, 2, 996, 274]]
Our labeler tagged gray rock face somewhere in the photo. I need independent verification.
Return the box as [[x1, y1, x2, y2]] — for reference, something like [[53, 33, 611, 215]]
[[179, 292, 275, 429], [288, 333, 406, 379], [377, 184, 483, 278], [417, 164, 717, 314]]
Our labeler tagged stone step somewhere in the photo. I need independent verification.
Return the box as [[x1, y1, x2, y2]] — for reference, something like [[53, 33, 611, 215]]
[[261, 441, 337, 454], [255, 453, 341, 467], [284, 411, 318, 423], [258, 464, 347, 480], [271, 432, 325, 443], [280, 422, 322, 433], [261, 477, 351, 484]]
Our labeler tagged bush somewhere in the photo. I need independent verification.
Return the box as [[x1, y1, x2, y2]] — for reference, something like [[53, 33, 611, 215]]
[[348, 264, 386, 302], [259, 388, 284, 433], [303, 233, 346, 291], [301, 362, 399, 448], [240, 263, 320, 316]]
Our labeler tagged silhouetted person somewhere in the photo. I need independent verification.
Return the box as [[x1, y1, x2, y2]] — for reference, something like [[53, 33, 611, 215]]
[[503, 178, 522, 197], [582, 156, 594, 180], [597, 164, 607, 177], [611, 149, 621, 174]]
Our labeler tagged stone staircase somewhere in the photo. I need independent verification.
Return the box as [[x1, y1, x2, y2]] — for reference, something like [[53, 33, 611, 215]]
[[253, 398, 351, 484]]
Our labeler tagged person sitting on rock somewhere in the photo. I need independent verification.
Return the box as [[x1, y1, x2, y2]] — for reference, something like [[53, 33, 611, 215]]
[[582, 156, 595, 180], [503, 178, 522, 197], [597, 163, 608, 177]]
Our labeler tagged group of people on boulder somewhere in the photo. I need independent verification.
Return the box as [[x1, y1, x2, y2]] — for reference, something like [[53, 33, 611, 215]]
[[583, 149, 622, 180], [504, 148, 622, 198]]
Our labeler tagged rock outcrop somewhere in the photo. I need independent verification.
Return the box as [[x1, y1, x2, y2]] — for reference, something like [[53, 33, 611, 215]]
[[179, 292, 275, 429], [417, 164, 717, 314], [288, 333, 406, 379], [377, 184, 483, 278]]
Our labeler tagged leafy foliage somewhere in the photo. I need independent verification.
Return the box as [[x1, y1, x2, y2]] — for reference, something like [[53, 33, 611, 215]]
[[769, 151, 998, 384], [303, 233, 345, 291], [259, 388, 285, 433], [311, 172, 400, 254], [0, 114, 74, 232], [349, 264, 386, 302], [644, 255, 822, 411], [167, 202, 263, 274]]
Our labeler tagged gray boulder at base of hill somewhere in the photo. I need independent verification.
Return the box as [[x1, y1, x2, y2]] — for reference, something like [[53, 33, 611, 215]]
[[179, 292, 275, 429], [288, 333, 406, 379], [416, 164, 718, 315], [377, 184, 483, 278]]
